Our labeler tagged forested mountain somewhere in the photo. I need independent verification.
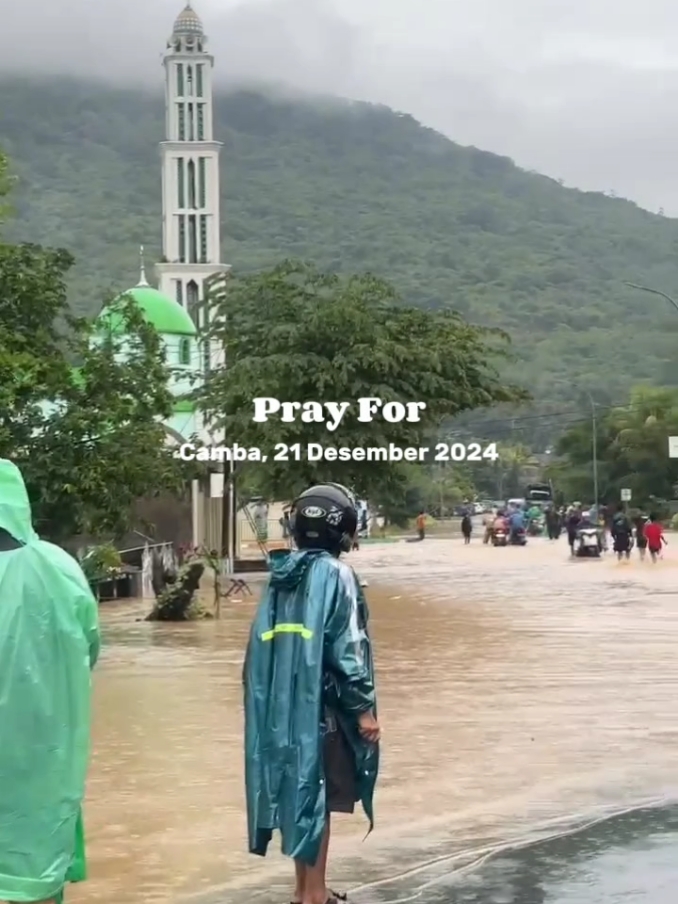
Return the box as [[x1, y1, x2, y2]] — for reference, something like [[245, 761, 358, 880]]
[[3, 75, 678, 444]]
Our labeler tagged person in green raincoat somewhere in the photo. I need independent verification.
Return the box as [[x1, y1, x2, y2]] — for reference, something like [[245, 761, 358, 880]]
[[0, 459, 100, 904], [244, 483, 380, 904]]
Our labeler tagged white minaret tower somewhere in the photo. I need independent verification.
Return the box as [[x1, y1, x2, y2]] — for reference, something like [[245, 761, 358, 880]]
[[155, 2, 230, 365]]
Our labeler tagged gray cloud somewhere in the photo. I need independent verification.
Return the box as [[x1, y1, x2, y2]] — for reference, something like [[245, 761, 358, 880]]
[[2, 0, 678, 213]]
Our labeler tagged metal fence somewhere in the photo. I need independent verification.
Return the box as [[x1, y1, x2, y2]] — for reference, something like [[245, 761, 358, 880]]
[[237, 518, 286, 545]]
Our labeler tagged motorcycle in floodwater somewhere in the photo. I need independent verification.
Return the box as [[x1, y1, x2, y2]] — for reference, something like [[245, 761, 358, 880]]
[[508, 527, 527, 546], [528, 517, 544, 537], [575, 527, 602, 558], [492, 527, 508, 547]]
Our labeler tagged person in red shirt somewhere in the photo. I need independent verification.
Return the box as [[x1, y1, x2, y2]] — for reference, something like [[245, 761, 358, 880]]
[[644, 514, 667, 563]]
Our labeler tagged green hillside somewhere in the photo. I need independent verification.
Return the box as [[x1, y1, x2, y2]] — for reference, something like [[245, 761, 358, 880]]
[[3, 75, 678, 443]]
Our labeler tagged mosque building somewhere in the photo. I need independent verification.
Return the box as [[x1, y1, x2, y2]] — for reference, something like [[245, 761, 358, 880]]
[[98, 1, 229, 446], [96, 2, 230, 547]]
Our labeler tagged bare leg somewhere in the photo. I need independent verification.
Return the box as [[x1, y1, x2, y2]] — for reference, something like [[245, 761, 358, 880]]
[[301, 816, 331, 904], [293, 861, 307, 903]]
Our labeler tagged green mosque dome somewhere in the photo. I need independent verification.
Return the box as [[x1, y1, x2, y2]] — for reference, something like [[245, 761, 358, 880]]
[[98, 285, 197, 337]]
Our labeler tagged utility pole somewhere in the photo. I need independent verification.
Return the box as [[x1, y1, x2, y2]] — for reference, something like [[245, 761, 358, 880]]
[[586, 391, 599, 508]]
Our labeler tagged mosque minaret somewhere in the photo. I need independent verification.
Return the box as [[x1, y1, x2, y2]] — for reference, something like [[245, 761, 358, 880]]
[[155, 2, 230, 371]]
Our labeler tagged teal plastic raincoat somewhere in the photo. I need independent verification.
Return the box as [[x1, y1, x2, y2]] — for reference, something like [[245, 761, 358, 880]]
[[244, 548, 379, 865], [0, 460, 100, 903]]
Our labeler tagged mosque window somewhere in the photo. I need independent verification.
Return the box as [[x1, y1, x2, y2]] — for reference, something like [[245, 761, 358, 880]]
[[187, 159, 196, 208], [177, 104, 185, 140], [176, 63, 184, 96], [203, 338, 211, 373], [198, 157, 206, 207], [178, 216, 186, 262], [179, 338, 191, 365], [187, 280, 200, 327], [188, 215, 198, 263], [176, 280, 183, 305], [196, 64, 204, 97], [186, 66, 193, 96], [177, 158, 185, 207], [199, 215, 208, 262], [187, 103, 195, 140]]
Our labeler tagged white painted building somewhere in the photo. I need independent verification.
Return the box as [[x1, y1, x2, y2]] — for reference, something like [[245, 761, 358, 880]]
[[155, 1, 230, 373], [92, 3, 230, 548]]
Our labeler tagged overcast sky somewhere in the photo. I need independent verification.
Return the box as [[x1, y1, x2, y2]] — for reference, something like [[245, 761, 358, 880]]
[[3, 0, 678, 213]]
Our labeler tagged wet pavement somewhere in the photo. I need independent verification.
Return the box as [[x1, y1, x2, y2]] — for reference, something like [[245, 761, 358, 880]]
[[69, 535, 678, 904]]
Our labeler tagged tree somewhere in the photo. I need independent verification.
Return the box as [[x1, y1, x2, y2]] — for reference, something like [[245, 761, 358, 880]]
[[0, 238, 186, 542], [552, 385, 678, 505], [0, 150, 13, 223], [197, 261, 528, 502], [377, 462, 477, 525]]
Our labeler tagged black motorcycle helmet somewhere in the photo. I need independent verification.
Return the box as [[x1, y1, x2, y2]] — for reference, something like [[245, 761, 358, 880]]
[[290, 483, 358, 554]]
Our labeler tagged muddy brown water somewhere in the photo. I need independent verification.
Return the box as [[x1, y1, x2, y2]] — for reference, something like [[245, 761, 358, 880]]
[[68, 538, 678, 904]]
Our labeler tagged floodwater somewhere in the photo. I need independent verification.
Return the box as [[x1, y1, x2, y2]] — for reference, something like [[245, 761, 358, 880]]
[[69, 536, 678, 904]]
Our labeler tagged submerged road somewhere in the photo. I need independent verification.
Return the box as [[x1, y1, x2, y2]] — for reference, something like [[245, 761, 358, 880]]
[[71, 535, 678, 903]]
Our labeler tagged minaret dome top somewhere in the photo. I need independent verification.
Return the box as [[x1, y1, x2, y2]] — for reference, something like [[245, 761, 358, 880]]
[[173, 3, 204, 36]]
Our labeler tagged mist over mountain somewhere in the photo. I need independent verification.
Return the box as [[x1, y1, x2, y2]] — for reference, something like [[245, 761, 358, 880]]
[[3, 0, 678, 213]]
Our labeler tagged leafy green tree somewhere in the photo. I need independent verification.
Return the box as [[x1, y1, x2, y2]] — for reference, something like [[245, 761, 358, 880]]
[[551, 385, 678, 505], [0, 150, 13, 223], [197, 261, 527, 502], [0, 237, 185, 542], [454, 441, 538, 500], [377, 462, 477, 525]]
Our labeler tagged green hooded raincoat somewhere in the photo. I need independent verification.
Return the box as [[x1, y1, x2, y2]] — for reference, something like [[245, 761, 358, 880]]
[[243, 548, 379, 866], [0, 460, 100, 903]]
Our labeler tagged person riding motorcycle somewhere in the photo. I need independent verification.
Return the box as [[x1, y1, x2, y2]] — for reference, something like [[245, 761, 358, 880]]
[[577, 509, 603, 553], [482, 509, 496, 544], [565, 504, 582, 555], [508, 507, 525, 543], [579, 509, 593, 528], [492, 511, 508, 533]]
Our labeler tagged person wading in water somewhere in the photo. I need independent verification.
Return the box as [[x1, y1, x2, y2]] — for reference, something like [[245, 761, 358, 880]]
[[644, 514, 667, 563], [416, 510, 426, 540], [461, 511, 472, 544], [243, 483, 380, 904], [633, 512, 648, 561], [611, 504, 633, 561], [545, 505, 559, 540]]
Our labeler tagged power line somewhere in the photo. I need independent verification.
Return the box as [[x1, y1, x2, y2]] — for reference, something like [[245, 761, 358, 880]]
[[455, 395, 676, 434]]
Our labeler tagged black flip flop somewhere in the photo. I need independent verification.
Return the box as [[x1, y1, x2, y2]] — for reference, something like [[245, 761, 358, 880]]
[[291, 890, 348, 904]]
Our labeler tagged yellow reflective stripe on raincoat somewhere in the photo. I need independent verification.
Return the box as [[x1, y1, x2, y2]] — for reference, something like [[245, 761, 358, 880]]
[[261, 623, 313, 641]]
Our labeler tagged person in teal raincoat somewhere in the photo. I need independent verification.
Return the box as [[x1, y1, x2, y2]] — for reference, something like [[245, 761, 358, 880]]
[[0, 459, 100, 903], [244, 483, 380, 904]]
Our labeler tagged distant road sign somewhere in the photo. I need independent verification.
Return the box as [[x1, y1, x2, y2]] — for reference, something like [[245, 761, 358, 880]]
[[621, 488, 632, 501], [669, 436, 678, 458]]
